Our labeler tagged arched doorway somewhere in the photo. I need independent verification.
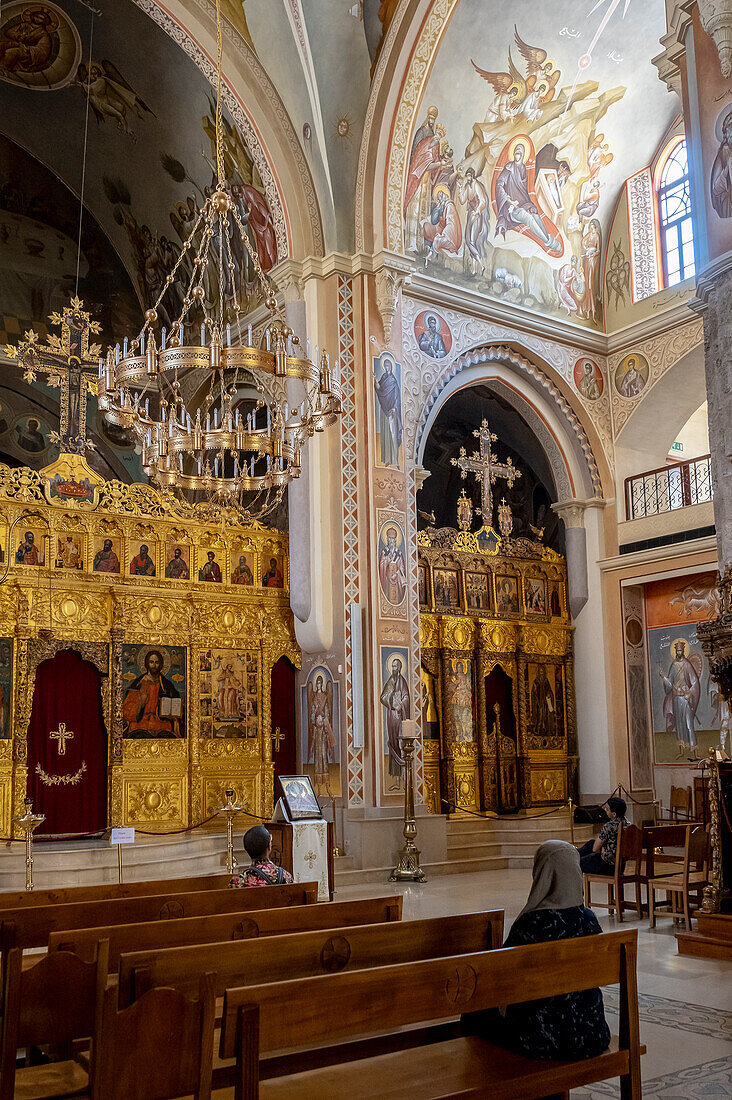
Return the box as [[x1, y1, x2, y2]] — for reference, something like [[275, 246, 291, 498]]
[[27, 650, 107, 837], [270, 656, 297, 782], [484, 665, 519, 813]]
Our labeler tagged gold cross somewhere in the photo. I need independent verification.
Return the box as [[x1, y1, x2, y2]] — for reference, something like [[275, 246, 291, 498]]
[[450, 418, 521, 526], [6, 296, 102, 454], [50, 723, 74, 756], [270, 726, 285, 752]]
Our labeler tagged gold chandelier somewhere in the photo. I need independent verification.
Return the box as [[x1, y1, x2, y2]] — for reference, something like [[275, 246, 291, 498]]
[[97, 1, 341, 521]]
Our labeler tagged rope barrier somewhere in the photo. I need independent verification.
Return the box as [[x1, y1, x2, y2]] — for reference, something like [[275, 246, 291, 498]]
[[611, 783, 657, 807], [4, 806, 272, 844], [440, 798, 570, 821]]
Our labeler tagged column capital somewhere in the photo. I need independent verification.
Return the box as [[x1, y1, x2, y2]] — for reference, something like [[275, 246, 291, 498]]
[[373, 250, 413, 344], [414, 466, 431, 492], [552, 497, 607, 529], [699, 0, 732, 76]]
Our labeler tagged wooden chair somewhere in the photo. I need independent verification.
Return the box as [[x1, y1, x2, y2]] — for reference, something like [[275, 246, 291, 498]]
[[91, 973, 215, 1100], [668, 785, 693, 821], [648, 825, 710, 932], [583, 823, 644, 921], [0, 940, 108, 1100], [219, 929, 642, 1100]]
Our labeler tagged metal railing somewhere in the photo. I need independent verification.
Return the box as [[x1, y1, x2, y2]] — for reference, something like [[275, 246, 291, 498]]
[[625, 454, 713, 520]]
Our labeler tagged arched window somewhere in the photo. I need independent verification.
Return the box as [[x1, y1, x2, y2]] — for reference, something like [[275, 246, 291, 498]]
[[657, 139, 695, 288]]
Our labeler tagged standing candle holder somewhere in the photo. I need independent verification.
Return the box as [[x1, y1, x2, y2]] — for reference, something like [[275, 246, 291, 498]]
[[13, 797, 45, 892], [390, 720, 426, 883], [219, 788, 244, 876]]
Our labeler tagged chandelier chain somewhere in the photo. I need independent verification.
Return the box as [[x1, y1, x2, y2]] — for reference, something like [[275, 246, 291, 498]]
[[215, 0, 226, 188]]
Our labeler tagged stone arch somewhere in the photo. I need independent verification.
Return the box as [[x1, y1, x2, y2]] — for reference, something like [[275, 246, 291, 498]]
[[141, 0, 324, 260], [415, 344, 604, 502]]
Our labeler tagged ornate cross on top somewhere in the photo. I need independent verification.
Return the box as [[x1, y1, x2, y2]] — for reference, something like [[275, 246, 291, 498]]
[[271, 726, 285, 752], [50, 722, 74, 756], [6, 296, 102, 454], [451, 418, 521, 527]]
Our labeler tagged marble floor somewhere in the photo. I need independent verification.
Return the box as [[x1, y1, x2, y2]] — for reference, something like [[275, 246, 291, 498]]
[[337, 868, 732, 1099]]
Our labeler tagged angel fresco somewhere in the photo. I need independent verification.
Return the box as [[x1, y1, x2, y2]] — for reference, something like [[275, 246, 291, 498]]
[[75, 59, 154, 139], [307, 672, 336, 788], [472, 27, 560, 129]]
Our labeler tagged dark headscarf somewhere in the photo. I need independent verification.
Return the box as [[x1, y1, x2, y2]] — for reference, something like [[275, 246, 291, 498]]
[[517, 840, 583, 919]]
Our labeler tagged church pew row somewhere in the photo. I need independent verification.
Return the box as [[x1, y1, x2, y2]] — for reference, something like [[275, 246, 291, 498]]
[[218, 929, 642, 1100], [0, 881, 318, 955], [117, 910, 504, 1005], [0, 871, 232, 911], [51, 895, 403, 967]]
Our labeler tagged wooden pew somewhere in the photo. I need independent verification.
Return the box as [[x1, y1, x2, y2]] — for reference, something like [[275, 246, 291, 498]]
[[0, 881, 318, 954], [51, 895, 403, 967], [0, 871, 232, 910], [219, 929, 641, 1100], [118, 910, 503, 1005]]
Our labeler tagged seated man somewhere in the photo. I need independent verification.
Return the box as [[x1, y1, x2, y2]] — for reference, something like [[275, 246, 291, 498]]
[[578, 796, 628, 875], [230, 825, 294, 888]]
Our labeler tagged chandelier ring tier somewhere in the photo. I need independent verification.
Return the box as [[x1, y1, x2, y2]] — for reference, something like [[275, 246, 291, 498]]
[[97, 0, 341, 521]]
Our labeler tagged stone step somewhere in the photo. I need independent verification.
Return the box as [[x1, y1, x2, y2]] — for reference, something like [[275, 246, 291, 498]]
[[334, 853, 511, 888], [695, 912, 732, 938]]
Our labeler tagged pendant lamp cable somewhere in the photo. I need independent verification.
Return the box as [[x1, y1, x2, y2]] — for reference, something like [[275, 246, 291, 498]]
[[215, 0, 225, 188], [75, 9, 95, 296]]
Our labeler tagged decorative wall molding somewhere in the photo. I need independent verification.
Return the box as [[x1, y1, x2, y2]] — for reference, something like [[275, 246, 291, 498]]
[[609, 318, 703, 436], [699, 0, 732, 77]]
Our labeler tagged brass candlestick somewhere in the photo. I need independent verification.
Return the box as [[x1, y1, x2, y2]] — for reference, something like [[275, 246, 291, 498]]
[[390, 720, 426, 883], [13, 797, 45, 892], [568, 796, 575, 846], [218, 788, 244, 876]]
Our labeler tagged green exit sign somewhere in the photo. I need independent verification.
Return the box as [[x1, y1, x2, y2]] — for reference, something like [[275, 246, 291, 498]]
[[671, 441, 684, 452]]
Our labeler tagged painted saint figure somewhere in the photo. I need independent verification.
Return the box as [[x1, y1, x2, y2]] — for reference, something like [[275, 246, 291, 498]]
[[711, 108, 732, 218], [307, 673, 336, 788], [457, 167, 490, 275], [93, 539, 120, 573], [122, 649, 182, 737], [378, 526, 407, 605], [165, 547, 189, 580], [422, 183, 462, 264], [531, 664, 555, 740], [15, 531, 43, 566], [449, 661, 474, 741], [494, 143, 561, 252], [659, 641, 701, 758], [58, 535, 81, 570], [130, 544, 155, 576], [200, 550, 222, 582], [618, 358, 644, 398], [417, 314, 447, 358], [231, 555, 254, 585], [380, 656, 410, 784], [216, 663, 243, 719], [403, 105, 440, 216], [578, 359, 601, 402], [373, 357, 402, 467], [262, 557, 283, 587]]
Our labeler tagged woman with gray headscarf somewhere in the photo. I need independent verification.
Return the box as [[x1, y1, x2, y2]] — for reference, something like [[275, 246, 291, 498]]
[[463, 841, 610, 1061]]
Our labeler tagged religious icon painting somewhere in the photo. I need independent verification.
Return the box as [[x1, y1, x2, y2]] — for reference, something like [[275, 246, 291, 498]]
[[91, 535, 121, 574], [198, 548, 224, 583], [261, 552, 285, 589], [380, 646, 410, 793], [524, 576, 548, 616], [614, 352, 649, 399], [54, 531, 84, 571], [573, 357, 604, 401], [231, 551, 256, 586], [418, 562, 430, 607], [495, 574, 519, 616], [419, 665, 440, 740], [204, 649, 259, 738], [433, 568, 460, 610], [121, 644, 186, 738], [278, 774, 323, 820], [525, 662, 564, 749], [164, 543, 191, 580], [129, 542, 156, 577], [446, 658, 474, 742], [373, 352, 403, 469], [377, 515, 408, 618], [465, 572, 490, 611], [549, 581, 564, 618], [413, 311, 452, 359], [300, 665, 340, 794], [0, 1, 82, 91], [14, 527, 47, 567], [12, 414, 50, 456], [0, 638, 12, 738]]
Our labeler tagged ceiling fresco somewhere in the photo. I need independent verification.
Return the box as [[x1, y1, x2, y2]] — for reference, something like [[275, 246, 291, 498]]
[[404, 0, 678, 330], [0, 0, 280, 328]]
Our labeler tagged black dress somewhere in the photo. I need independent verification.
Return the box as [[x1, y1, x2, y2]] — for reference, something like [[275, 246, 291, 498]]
[[463, 905, 611, 1061]]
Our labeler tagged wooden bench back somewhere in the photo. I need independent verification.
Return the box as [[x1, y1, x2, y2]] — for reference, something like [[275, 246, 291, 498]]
[[221, 928, 638, 1060], [0, 872, 231, 910], [119, 910, 503, 1005], [1, 881, 318, 951], [51, 895, 403, 967], [92, 973, 215, 1100], [0, 941, 109, 1100]]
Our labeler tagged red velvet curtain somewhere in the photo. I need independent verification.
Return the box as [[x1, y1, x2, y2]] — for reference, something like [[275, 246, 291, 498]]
[[27, 650, 107, 836], [270, 657, 296, 780]]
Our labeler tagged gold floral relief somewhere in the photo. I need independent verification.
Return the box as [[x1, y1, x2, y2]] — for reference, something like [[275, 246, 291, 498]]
[[199, 738, 260, 760], [529, 768, 566, 803], [122, 739, 188, 762], [521, 625, 567, 657], [420, 615, 439, 649], [125, 780, 184, 825], [479, 621, 516, 652], [440, 616, 475, 651], [203, 775, 259, 818]]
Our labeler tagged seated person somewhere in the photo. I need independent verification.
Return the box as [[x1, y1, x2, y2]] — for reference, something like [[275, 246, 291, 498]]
[[463, 840, 610, 1061], [578, 796, 629, 876], [230, 825, 294, 888]]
